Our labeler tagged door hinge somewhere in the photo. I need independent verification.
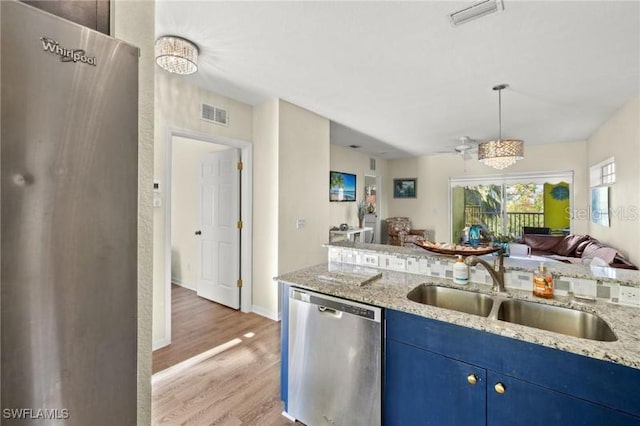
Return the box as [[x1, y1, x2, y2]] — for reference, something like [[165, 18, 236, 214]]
[[237, 161, 243, 171], [237, 220, 243, 229], [237, 278, 243, 288]]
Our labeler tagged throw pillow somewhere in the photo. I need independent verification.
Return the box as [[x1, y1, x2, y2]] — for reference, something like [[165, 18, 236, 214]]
[[554, 234, 590, 257], [574, 238, 592, 257], [581, 240, 602, 260], [586, 247, 618, 264]]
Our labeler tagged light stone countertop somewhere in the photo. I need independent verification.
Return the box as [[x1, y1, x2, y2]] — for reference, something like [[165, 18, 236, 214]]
[[276, 263, 640, 370], [327, 241, 640, 286]]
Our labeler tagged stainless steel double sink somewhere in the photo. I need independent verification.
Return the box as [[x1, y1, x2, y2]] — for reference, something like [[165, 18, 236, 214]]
[[407, 284, 617, 342]]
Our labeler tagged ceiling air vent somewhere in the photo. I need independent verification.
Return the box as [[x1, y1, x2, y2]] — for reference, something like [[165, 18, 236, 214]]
[[201, 103, 229, 126], [449, 0, 503, 26]]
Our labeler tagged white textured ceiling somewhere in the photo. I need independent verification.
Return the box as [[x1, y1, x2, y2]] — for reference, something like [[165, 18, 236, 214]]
[[156, 1, 640, 159]]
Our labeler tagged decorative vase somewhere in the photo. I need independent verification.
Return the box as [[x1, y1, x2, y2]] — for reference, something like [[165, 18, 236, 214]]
[[358, 219, 363, 229]]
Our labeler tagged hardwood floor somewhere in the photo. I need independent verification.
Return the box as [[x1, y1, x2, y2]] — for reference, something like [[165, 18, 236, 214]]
[[152, 285, 290, 425]]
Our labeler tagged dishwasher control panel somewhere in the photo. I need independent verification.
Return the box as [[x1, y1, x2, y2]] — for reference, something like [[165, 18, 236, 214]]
[[290, 288, 381, 321]]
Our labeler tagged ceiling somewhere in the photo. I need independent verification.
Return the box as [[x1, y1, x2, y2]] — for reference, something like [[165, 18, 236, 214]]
[[156, 1, 640, 159]]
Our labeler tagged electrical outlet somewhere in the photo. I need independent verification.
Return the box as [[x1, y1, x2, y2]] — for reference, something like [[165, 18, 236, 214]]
[[342, 251, 356, 264], [619, 286, 640, 306], [388, 257, 406, 271], [296, 219, 306, 229], [363, 254, 379, 267]]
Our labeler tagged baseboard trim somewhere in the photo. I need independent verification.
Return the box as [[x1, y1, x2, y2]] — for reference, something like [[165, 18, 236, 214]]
[[171, 278, 197, 292], [152, 337, 170, 351], [281, 411, 296, 422], [252, 305, 280, 322]]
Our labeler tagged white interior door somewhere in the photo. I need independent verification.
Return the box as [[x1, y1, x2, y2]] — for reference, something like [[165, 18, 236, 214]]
[[197, 148, 240, 309]]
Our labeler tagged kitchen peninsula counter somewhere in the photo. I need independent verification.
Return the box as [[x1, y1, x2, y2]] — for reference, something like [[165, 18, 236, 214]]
[[277, 262, 640, 370]]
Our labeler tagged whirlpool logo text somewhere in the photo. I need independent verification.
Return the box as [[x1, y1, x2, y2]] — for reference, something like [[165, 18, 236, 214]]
[[40, 37, 97, 66]]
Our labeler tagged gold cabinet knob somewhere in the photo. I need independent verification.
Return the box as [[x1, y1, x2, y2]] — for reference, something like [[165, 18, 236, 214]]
[[494, 382, 506, 394], [467, 374, 478, 385]]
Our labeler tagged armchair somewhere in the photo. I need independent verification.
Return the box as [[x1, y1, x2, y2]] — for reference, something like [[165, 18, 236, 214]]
[[386, 217, 428, 246]]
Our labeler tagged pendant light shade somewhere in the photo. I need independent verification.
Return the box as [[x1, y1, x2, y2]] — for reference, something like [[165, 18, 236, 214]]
[[155, 36, 199, 75], [478, 84, 524, 170]]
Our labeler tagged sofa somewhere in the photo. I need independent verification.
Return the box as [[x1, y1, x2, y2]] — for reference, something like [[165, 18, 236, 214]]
[[518, 234, 637, 270]]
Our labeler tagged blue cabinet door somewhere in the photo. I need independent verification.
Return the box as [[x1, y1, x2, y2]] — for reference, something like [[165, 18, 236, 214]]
[[487, 372, 640, 426], [280, 283, 290, 409], [387, 308, 640, 418], [385, 339, 486, 426]]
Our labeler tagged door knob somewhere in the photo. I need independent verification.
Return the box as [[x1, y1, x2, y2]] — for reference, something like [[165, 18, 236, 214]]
[[195, 230, 202, 235], [494, 382, 506, 394], [467, 374, 478, 385]]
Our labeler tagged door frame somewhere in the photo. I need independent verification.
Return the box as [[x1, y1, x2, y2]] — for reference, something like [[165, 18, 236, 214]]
[[164, 128, 253, 345], [364, 173, 383, 244]]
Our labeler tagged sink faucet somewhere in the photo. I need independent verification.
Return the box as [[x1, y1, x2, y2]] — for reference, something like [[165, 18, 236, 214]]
[[465, 252, 506, 293]]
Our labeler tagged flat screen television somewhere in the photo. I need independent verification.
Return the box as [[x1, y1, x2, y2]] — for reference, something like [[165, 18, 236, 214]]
[[330, 171, 356, 202]]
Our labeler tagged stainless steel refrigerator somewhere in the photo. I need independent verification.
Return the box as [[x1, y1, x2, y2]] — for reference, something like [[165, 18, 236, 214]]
[[1, 1, 138, 424]]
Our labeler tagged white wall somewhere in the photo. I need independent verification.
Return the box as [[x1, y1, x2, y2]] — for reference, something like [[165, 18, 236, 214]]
[[251, 100, 331, 319], [329, 144, 388, 227], [154, 71, 253, 348], [170, 136, 228, 289], [252, 99, 280, 318], [386, 141, 589, 242], [278, 101, 331, 275], [587, 95, 640, 265], [112, 1, 154, 424]]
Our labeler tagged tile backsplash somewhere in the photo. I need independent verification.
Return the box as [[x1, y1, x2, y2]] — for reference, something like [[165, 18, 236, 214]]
[[328, 246, 637, 306]]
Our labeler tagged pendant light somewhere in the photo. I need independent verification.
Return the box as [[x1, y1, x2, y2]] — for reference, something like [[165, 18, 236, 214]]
[[478, 84, 524, 170], [155, 36, 199, 75]]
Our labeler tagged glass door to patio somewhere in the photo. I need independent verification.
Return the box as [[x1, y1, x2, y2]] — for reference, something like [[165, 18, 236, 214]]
[[450, 173, 573, 243]]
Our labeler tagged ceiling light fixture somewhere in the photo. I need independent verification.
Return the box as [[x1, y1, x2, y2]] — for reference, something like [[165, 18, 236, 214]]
[[155, 36, 199, 75], [478, 84, 524, 170]]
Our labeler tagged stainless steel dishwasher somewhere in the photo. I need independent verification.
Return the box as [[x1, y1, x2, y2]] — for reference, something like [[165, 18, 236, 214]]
[[288, 287, 382, 426]]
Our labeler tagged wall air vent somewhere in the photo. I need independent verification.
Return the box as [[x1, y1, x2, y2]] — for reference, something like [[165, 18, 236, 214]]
[[201, 103, 229, 126], [449, 0, 503, 26]]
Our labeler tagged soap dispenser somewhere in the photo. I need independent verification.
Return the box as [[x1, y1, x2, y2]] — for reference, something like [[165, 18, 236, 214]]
[[453, 255, 469, 285], [532, 262, 554, 298]]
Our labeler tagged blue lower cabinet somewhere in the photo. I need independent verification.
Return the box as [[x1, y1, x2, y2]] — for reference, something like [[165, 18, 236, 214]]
[[487, 372, 640, 426], [385, 339, 486, 426], [384, 309, 640, 426]]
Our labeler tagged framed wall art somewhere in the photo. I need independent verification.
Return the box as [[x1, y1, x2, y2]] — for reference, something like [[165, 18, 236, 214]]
[[393, 178, 417, 198]]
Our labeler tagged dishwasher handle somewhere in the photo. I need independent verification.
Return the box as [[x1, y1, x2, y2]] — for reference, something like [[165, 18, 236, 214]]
[[318, 305, 342, 318]]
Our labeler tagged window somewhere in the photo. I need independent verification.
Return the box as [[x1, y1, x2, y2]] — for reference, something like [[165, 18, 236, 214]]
[[601, 162, 615, 185], [590, 157, 615, 187], [450, 172, 573, 241]]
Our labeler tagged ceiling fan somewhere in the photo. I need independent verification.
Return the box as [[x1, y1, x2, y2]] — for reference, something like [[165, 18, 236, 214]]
[[434, 136, 478, 160]]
